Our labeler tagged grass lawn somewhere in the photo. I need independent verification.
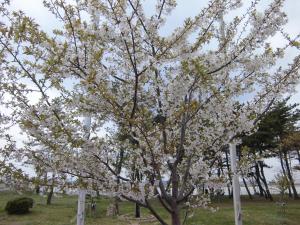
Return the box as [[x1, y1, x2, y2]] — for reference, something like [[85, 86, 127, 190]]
[[0, 192, 299, 225]]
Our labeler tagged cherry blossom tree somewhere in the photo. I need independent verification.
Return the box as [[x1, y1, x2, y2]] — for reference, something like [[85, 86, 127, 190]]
[[1, 0, 300, 224]]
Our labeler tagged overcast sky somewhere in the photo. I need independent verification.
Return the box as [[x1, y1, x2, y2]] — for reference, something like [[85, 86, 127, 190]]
[[6, 0, 300, 181], [9, 0, 300, 103]]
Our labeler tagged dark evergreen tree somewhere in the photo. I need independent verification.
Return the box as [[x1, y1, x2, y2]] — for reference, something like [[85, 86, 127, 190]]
[[242, 98, 300, 200]]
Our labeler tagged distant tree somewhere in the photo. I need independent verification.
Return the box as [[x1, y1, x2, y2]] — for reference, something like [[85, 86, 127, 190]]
[[242, 99, 300, 199], [280, 131, 300, 199], [281, 131, 300, 165]]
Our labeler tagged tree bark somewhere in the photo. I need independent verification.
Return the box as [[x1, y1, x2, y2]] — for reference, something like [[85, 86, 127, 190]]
[[171, 201, 181, 225], [258, 161, 273, 201], [242, 177, 252, 200], [35, 185, 40, 194], [254, 163, 266, 197], [225, 150, 233, 198], [46, 173, 55, 205], [284, 152, 299, 199], [46, 184, 54, 205], [114, 197, 119, 215], [297, 150, 300, 164], [135, 203, 141, 218], [250, 179, 258, 195], [279, 152, 292, 197], [171, 164, 181, 225], [145, 199, 168, 225]]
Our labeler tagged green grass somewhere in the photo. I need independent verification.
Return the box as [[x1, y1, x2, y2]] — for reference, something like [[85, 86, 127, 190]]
[[0, 192, 299, 225]]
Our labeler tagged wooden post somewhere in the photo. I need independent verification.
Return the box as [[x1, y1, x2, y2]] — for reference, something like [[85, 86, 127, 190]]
[[77, 189, 86, 225], [230, 143, 242, 225]]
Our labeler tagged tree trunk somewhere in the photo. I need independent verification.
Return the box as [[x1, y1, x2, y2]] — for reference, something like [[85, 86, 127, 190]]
[[219, 161, 231, 197], [171, 165, 181, 225], [258, 161, 273, 201], [225, 150, 233, 198], [35, 185, 40, 194], [242, 177, 252, 200], [284, 152, 299, 199], [250, 178, 258, 195], [43, 172, 48, 195], [254, 163, 266, 197], [46, 185, 54, 205], [46, 173, 55, 205], [226, 184, 232, 197], [135, 203, 140, 218], [114, 197, 119, 215], [297, 150, 300, 164], [171, 202, 181, 225], [279, 152, 292, 197]]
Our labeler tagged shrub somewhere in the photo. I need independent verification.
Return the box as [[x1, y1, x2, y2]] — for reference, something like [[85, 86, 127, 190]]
[[5, 197, 34, 214]]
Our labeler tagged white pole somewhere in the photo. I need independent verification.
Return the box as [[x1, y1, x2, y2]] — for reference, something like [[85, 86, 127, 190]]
[[77, 189, 86, 225], [76, 116, 91, 225], [219, 12, 242, 224], [229, 143, 242, 225]]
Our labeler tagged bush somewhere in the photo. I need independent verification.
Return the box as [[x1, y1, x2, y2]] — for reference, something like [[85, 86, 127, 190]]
[[5, 197, 34, 214]]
